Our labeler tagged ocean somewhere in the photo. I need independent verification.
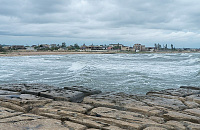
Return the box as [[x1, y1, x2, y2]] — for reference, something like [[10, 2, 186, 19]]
[[0, 53, 199, 94]]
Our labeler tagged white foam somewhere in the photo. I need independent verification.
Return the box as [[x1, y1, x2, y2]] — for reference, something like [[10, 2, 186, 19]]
[[68, 62, 86, 71], [149, 54, 163, 59], [180, 58, 200, 65]]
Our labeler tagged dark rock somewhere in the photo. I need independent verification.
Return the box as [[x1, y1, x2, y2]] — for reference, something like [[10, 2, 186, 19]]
[[0, 84, 101, 103], [68, 92, 85, 103], [0, 84, 25, 92], [0, 90, 20, 95], [180, 86, 200, 90], [40, 89, 85, 102], [64, 86, 102, 96], [147, 88, 200, 97]]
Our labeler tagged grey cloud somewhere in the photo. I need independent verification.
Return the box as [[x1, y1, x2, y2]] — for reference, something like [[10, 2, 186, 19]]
[[0, 0, 200, 47]]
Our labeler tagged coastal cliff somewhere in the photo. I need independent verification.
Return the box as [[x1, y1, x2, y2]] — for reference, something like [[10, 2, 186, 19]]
[[0, 84, 199, 130]]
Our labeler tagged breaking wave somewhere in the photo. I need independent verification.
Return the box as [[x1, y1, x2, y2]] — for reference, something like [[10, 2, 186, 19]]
[[0, 53, 199, 94]]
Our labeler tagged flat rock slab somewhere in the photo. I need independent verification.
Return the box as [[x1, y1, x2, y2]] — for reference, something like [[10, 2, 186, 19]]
[[147, 88, 200, 97], [180, 86, 200, 90], [0, 93, 52, 112], [0, 106, 22, 119], [39, 89, 85, 102], [0, 94, 52, 104], [64, 121, 87, 130], [184, 108, 200, 117], [164, 111, 200, 123], [184, 100, 200, 108], [143, 126, 168, 130], [0, 113, 46, 123], [32, 107, 141, 129], [41, 101, 93, 114], [64, 86, 101, 95], [90, 107, 144, 118], [0, 90, 20, 95], [0, 84, 101, 103], [165, 121, 186, 129], [90, 107, 158, 125], [183, 121, 200, 130], [142, 96, 187, 110], [83, 92, 146, 108], [0, 113, 87, 130], [185, 94, 200, 104], [0, 84, 54, 93], [67, 113, 143, 129], [83, 94, 165, 116], [0, 119, 71, 130]]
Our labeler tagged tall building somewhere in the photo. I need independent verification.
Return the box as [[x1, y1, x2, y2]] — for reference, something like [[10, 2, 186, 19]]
[[133, 44, 146, 52]]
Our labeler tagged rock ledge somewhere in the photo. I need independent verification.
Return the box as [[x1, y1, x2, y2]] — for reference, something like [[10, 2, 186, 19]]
[[0, 84, 199, 130]]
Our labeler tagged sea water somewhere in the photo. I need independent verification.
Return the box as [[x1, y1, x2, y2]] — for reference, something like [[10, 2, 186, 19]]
[[0, 53, 199, 94]]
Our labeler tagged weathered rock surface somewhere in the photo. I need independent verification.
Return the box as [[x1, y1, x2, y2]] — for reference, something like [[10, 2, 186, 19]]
[[143, 96, 187, 110], [147, 87, 200, 97], [0, 84, 101, 103], [0, 118, 78, 130], [165, 120, 186, 129], [0, 83, 199, 129]]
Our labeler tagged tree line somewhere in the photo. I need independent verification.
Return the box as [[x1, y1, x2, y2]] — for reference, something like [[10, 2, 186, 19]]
[[154, 43, 175, 50]]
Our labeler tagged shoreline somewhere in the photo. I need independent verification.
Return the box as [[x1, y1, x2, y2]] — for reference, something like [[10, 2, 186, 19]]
[[0, 51, 116, 57], [0, 50, 199, 57]]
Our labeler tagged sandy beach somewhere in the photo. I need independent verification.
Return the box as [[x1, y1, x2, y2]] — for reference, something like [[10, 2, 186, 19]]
[[0, 50, 198, 57], [0, 51, 116, 57]]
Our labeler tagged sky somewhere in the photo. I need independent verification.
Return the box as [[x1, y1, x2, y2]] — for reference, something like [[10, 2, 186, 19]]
[[0, 0, 200, 48]]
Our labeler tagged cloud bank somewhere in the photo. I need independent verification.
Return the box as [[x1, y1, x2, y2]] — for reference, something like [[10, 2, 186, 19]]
[[0, 0, 200, 47]]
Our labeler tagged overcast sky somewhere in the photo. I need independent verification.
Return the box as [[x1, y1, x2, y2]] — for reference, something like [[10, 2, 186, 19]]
[[0, 0, 200, 48]]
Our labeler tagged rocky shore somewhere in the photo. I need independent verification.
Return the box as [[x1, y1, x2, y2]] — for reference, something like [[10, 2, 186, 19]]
[[0, 84, 199, 130]]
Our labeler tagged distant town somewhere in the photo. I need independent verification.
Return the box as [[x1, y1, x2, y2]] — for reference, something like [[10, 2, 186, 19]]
[[0, 43, 200, 53]]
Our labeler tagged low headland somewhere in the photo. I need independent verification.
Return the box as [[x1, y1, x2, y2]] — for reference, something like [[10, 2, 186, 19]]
[[0, 83, 199, 129]]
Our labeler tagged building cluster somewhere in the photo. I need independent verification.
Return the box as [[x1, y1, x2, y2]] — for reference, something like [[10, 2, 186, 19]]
[[0, 43, 147, 52], [0, 43, 199, 52]]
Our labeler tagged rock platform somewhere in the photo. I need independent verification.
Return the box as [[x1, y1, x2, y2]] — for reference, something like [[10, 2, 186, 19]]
[[0, 84, 200, 130]]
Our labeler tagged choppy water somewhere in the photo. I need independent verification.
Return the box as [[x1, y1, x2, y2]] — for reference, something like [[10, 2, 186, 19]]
[[0, 53, 200, 94]]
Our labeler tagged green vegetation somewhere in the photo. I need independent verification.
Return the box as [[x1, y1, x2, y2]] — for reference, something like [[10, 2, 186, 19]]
[[61, 42, 66, 48], [112, 43, 121, 50], [67, 44, 80, 50]]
